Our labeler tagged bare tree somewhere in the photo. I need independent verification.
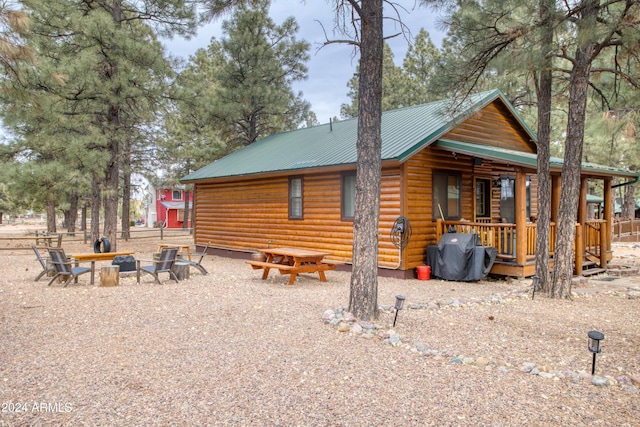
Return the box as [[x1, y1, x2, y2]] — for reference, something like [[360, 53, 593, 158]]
[[321, 0, 410, 320], [345, 0, 384, 321]]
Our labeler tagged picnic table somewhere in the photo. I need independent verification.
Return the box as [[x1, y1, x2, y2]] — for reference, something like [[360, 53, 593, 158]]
[[246, 247, 338, 285], [157, 244, 192, 261], [70, 251, 135, 285]]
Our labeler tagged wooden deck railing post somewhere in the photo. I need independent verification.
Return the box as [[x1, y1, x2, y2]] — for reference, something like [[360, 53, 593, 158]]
[[600, 220, 608, 268], [575, 223, 583, 276]]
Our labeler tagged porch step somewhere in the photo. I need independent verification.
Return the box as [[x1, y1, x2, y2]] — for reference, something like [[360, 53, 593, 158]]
[[582, 267, 607, 277], [585, 254, 600, 264]]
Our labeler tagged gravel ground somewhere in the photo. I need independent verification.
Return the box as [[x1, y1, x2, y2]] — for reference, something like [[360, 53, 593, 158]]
[[1, 230, 639, 426]]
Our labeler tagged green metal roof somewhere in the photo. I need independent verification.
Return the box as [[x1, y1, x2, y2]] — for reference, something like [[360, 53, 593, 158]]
[[435, 139, 639, 178], [181, 88, 637, 183], [586, 194, 603, 203], [182, 89, 522, 182]]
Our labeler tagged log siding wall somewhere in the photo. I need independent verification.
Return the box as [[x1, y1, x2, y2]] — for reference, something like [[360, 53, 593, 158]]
[[195, 170, 402, 268], [442, 101, 536, 153]]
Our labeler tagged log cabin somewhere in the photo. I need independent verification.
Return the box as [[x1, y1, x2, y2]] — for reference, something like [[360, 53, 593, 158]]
[[181, 89, 639, 279]]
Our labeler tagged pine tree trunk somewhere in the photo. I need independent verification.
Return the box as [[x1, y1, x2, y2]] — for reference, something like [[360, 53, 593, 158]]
[[46, 196, 56, 233], [121, 162, 131, 239], [102, 0, 122, 251], [67, 192, 78, 235], [622, 185, 635, 218], [81, 203, 87, 232], [103, 134, 119, 252], [91, 176, 101, 244], [63, 210, 70, 230], [183, 189, 190, 230], [550, 0, 598, 299], [348, 0, 383, 321], [534, 0, 554, 292]]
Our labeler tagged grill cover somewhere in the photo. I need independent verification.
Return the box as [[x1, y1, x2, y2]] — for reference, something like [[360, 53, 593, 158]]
[[426, 233, 497, 281]]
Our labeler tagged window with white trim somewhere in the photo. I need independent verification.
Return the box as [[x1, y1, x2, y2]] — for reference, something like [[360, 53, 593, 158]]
[[289, 177, 303, 219], [342, 174, 356, 220]]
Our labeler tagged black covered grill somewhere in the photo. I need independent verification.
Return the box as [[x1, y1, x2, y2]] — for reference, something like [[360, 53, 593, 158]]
[[426, 233, 497, 281]]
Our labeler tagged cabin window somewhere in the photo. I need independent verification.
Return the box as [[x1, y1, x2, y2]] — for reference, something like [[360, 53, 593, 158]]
[[433, 171, 461, 219], [289, 177, 303, 219], [499, 177, 531, 223], [341, 174, 356, 220], [172, 190, 183, 200]]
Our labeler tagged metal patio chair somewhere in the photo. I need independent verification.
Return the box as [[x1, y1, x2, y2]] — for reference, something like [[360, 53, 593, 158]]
[[136, 247, 179, 285], [33, 245, 54, 282], [46, 248, 91, 287], [180, 242, 211, 276]]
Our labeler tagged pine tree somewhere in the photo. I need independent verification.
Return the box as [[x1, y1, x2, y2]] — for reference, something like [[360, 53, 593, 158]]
[[213, 1, 312, 147], [0, 2, 34, 76], [2, 0, 197, 247], [402, 28, 442, 105], [340, 31, 442, 118]]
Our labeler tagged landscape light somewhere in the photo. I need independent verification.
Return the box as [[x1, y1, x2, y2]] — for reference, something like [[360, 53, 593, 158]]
[[588, 330, 604, 375], [393, 295, 405, 328]]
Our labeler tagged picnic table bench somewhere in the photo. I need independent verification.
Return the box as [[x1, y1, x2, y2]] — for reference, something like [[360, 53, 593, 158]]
[[246, 247, 340, 285]]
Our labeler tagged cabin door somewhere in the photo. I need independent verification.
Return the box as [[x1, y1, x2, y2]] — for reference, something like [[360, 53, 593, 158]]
[[474, 178, 491, 221]]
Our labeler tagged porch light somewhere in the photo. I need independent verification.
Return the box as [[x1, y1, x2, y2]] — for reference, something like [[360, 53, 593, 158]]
[[531, 275, 540, 300], [393, 295, 406, 327], [588, 330, 604, 375]]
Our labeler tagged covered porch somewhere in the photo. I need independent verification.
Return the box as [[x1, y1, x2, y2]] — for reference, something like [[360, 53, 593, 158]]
[[435, 174, 616, 278], [436, 143, 637, 277]]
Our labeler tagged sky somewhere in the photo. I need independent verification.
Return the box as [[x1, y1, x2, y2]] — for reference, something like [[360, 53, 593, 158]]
[[161, 0, 447, 123]]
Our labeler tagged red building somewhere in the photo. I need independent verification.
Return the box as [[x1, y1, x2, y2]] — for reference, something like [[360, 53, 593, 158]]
[[149, 186, 193, 228]]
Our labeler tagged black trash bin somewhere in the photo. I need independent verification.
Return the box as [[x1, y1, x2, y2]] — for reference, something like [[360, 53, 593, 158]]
[[426, 233, 497, 281]]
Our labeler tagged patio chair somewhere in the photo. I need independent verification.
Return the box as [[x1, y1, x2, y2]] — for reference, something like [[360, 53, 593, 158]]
[[136, 247, 179, 285], [180, 242, 211, 276], [46, 248, 91, 287], [33, 245, 54, 281]]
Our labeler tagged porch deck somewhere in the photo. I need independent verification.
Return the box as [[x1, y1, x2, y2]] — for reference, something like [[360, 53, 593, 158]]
[[435, 219, 611, 278]]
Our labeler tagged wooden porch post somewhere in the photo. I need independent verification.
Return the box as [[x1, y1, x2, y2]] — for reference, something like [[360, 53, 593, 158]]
[[551, 174, 561, 222], [603, 177, 613, 254], [578, 177, 587, 228], [575, 177, 588, 275], [515, 169, 527, 265], [575, 223, 583, 275]]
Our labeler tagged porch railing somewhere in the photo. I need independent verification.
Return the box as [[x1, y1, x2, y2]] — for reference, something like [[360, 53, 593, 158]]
[[435, 219, 526, 260], [612, 218, 640, 242], [435, 219, 589, 265], [584, 220, 605, 259]]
